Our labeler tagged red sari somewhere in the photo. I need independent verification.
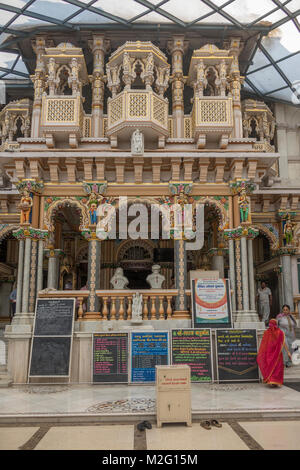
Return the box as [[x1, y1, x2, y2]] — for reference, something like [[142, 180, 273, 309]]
[[257, 319, 285, 386]]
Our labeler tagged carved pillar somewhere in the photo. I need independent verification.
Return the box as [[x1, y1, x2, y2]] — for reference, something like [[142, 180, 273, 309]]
[[45, 248, 62, 289], [173, 239, 188, 317], [30, 36, 48, 138], [228, 39, 243, 139], [168, 36, 188, 138], [15, 239, 24, 314], [89, 35, 110, 138], [82, 229, 101, 319]]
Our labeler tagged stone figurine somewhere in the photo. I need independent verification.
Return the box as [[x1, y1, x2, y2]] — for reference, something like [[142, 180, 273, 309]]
[[146, 265, 165, 289], [131, 129, 144, 155], [110, 267, 129, 290], [132, 292, 143, 322]]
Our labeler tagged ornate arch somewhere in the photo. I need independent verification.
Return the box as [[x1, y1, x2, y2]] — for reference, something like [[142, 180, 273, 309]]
[[195, 196, 229, 231], [253, 223, 279, 250], [0, 224, 19, 242], [116, 238, 156, 264], [44, 197, 89, 232]]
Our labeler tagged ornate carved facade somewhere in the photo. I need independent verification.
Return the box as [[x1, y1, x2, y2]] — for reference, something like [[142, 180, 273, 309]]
[[0, 31, 299, 384]]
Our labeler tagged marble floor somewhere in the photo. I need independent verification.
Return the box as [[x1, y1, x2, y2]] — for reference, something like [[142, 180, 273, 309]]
[[0, 381, 300, 450], [0, 382, 300, 417], [1, 420, 300, 450]]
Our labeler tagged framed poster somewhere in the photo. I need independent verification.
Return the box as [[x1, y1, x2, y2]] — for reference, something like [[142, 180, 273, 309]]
[[130, 331, 169, 384], [93, 332, 129, 383], [216, 329, 259, 382], [191, 278, 232, 329], [171, 329, 213, 383]]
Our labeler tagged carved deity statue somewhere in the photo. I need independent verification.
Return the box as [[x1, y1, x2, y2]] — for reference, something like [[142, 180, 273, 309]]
[[284, 218, 294, 246], [238, 188, 250, 223], [87, 191, 99, 225], [132, 292, 143, 322], [146, 265, 165, 289], [131, 129, 144, 155], [20, 188, 33, 224], [110, 267, 129, 290]]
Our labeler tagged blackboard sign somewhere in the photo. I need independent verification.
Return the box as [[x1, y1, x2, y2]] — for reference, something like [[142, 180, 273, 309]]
[[29, 297, 75, 379], [29, 336, 72, 376], [216, 329, 259, 382], [130, 331, 169, 383], [171, 329, 213, 383], [34, 298, 75, 336], [93, 333, 129, 383], [191, 278, 232, 329]]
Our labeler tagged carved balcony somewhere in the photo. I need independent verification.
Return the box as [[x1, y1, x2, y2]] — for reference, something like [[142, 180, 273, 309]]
[[40, 95, 84, 148], [107, 89, 169, 148], [191, 97, 233, 149]]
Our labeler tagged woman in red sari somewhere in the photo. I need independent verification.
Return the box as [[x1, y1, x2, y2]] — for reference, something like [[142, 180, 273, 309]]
[[257, 318, 292, 387]]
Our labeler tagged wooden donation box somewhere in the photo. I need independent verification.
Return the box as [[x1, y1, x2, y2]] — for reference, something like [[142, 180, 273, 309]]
[[156, 365, 192, 428]]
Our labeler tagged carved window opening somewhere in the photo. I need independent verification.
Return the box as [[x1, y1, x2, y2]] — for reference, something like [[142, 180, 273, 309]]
[[204, 67, 217, 96], [13, 116, 23, 141], [57, 66, 72, 96], [249, 118, 259, 140], [132, 61, 145, 90]]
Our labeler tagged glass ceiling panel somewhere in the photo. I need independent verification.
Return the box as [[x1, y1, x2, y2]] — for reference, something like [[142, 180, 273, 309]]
[[287, 0, 300, 13], [70, 10, 117, 23], [268, 88, 293, 101], [0, 12, 17, 27], [26, 0, 81, 21], [162, 0, 213, 23], [249, 67, 288, 94], [94, 0, 148, 20], [0, 0, 297, 105], [279, 53, 300, 82], [223, 0, 278, 24]]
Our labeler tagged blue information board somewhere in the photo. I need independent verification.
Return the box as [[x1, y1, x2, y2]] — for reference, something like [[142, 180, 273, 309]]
[[130, 331, 169, 383]]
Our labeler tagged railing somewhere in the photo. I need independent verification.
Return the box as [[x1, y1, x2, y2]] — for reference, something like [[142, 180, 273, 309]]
[[96, 289, 178, 320], [37, 289, 192, 321]]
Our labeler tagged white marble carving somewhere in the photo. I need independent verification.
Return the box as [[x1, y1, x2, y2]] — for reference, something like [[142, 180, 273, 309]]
[[131, 129, 144, 155], [146, 264, 165, 289], [131, 292, 143, 323], [110, 267, 129, 289]]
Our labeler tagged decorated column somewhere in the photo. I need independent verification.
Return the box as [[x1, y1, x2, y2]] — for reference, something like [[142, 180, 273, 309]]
[[89, 34, 110, 137], [225, 179, 259, 324], [167, 36, 188, 138], [30, 36, 49, 138], [277, 210, 297, 309], [82, 182, 110, 319]]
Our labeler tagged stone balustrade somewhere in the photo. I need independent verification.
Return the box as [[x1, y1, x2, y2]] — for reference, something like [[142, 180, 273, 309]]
[[37, 289, 193, 321], [96, 289, 178, 321]]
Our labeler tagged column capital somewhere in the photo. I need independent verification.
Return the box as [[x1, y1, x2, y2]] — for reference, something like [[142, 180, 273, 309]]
[[16, 179, 44, 195], [223, 225, 259, 240], [13, 226, 49, 241], [229, 179, 256, 195], [44, 247, 63, 258]]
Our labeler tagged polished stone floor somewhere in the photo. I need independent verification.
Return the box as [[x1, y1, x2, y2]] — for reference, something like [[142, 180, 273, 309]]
[[1, 419, 300, 450], [1, 381, 300, 449], [1, 382, 300, 417]]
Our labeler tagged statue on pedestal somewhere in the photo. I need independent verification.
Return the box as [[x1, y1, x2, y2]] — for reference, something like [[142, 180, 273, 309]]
[[131, 129, 144, 155], [110, 267, 129, 290], [284, 217, 294, 246], [87, 191, 98, 225], [238, 188, 250, 223], [146, 265, 165, 289], [20, 188, 33, 224], [132, 292, 143, 323]]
